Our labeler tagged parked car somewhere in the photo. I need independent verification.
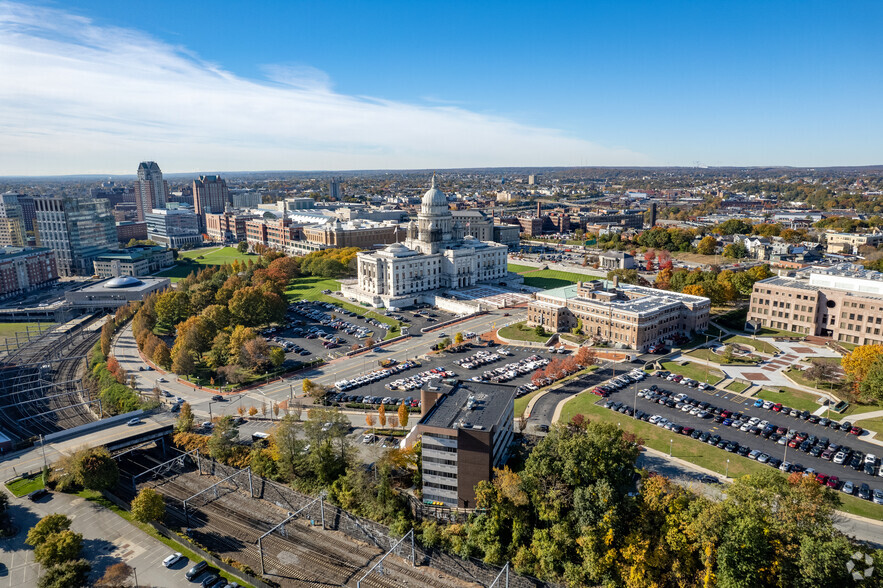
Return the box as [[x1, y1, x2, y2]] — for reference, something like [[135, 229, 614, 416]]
[[162, 552, 183, 568], [185, 561, 208, 580]]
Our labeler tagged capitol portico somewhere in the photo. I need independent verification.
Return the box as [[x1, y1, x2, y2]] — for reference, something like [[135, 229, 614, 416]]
[[342, 176, 512, 309]]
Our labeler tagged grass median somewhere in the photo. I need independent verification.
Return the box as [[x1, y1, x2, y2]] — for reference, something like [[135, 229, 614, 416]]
[[755, 387, 822, 413], [559, 391, 883, 519], [284, 276, 403, 332], [498, 321, 549, 344], [726, 381, 749, 393], [661, 360, 723, 385], [5, 476, 45, 497]]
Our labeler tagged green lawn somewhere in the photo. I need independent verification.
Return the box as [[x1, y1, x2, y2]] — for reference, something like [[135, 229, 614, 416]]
[[498, 321, 550, 343], [842, 403, 883, 417], [514, 365, 599, 418], [783, 367, 842, 393], [858, 417, 883, 435], [559, 392, 883, 519], [726, 381, 749, 393], [76, 490, 255, 588], [686, 348, 759, 365], [723, 335, 779, 355], [5, 476, 45, 497], [0, 322, 55, 340], [154, 246, 259, 281], [714, 308, 748, 332], [661, 360, 723, 384], [755, 387, 821, 413], [507, 263, 538, 274], [521, 269, 601, 290], [284, 276, 403, 333]]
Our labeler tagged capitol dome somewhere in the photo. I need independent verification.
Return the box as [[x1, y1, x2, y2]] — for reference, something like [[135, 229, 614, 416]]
[[421, 175, 448, 209]]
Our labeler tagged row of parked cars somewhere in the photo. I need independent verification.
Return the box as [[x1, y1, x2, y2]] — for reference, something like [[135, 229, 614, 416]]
[[590, 368, 648, 397], [469, 354, 550, 385], [163, 554, 240, 587], [386, 366, 457, 391], [750, 397, 864, 436], [603, 380, 883, 503], [334, 360, 420, 392], [290, 300, 381, 338], [455, 349, 509, 370]]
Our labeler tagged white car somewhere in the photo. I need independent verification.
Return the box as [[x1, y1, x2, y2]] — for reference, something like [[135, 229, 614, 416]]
[[157, 377, 167, 383], [127, 417, 141, 426], [162, 552, 182, 568], [865, 454, 878, 464]]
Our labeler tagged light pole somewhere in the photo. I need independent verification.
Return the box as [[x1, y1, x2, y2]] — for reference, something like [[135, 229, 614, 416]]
[[704, 334, 710, 384], [726, 459, 730, 479], [634, 379, 639, 420], [669, 439, 673, 457]]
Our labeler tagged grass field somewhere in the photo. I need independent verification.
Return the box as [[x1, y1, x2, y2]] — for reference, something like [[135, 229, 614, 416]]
[[661, 360, 723, 384], [284, 276, 403, 335], [714, 308, 748, 332], [507, 263, 538, 274], [755, 387, 822, 412], [726, 381, 749, 393], [842, 403, 883, 417], [858, 417, 883, 435], [723, 335, 779, 354], [154, 246, 258, 281], [5, 476, 45, 497], [498, 321, 549, 343], [521, 269, 601, 290], [559, 392, 883, 519], [686, 348, 759, 365], [783, 366, 842, 394], [0, 322, 55, 340]]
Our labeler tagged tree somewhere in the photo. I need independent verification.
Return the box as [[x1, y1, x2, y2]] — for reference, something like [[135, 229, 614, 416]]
[[378, 404, 387, 428], [248, 406, 258, 416], [100, 321, 114, 357], [365, 337, 375, 348], [207, 415, 239, 463], [71, 447, 118, 491], [454, 332, 464, 345], [130, 487, 165, 523], [228, 325, 257, 363], [859, 357, 883, 402], [723, 242, 748, 259], [682, 284, 706, 297], [152, 341, 171, 370], [97, 562, 133, 588], [270, 346, 286, 368], [170, 341, 196, 375], [37, 559, 90, 588], [606, 268, 640, 285], [273, 414, 309, 481], [34, 529, 83, 566], [237, 241, 248, 253], [842, 344, 883, 384], [696, 235, 718, 256], [366, 413, 375, 429], [398, 402, 409, 430], [176, 402, 194, 432], [26, 514, 72, 547], [154, 291, 190, 328]]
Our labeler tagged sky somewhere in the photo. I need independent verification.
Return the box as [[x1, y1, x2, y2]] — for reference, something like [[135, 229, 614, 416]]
[[1, 0, 881, 175]]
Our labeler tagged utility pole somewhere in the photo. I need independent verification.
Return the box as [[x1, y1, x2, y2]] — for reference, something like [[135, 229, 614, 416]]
[[39, 434, 47, 471]]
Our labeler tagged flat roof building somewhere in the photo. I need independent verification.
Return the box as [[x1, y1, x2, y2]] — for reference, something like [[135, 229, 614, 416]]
[[65, 275, 170, 310], [92, 246, 174, 278], [417, 380, 516, 508], [0, 246, 59, 300], [145, 208, 202, 248]]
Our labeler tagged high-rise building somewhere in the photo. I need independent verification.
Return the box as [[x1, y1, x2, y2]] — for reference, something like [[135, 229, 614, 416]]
[[34, 196, 117, 276], [145, 208, 202, 248], [0, 193, 25, 247], [648, 202, 657, 228], [329, 177, 342, 200], [135, 161, 168, 221], [0, 247, 59, 301], [192, 175, 229, 232], [16, 195, 36, 233]]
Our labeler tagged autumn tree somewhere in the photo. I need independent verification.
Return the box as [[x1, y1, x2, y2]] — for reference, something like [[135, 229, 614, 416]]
[[71, 447, 118, 491], [842, 344, 883, 384], [398, 402, 409, 430], [152, 341, 172, 370], [366, 413, 375, 429], [130, 487, 165, 523], [176, 402, 194, 432], [26, 514, 71, 547], [378, 404, 387, 428], [454, 332, 464, 345], [97, 562, 133, 588], [696, 235, 718, 256]]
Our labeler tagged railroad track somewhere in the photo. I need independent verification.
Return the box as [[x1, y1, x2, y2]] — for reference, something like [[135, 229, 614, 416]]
[[118, 453, 469, 588]]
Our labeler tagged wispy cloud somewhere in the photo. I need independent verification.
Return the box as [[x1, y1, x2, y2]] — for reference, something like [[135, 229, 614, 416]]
[[0, 1, 650, 175]]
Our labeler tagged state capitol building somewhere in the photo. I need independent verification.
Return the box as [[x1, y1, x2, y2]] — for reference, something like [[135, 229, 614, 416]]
[[342, 176, 509, 309]]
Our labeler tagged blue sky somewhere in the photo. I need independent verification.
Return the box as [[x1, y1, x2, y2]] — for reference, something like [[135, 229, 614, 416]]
[[1, 0, 881, 174]]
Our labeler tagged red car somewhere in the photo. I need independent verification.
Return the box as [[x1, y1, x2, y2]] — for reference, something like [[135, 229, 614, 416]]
[[788, 438, 800, 448], [850, 426, 864, 436], [826, 476, 840, 489], [772, 403, 783, 412], [815, 473, 829, 485]]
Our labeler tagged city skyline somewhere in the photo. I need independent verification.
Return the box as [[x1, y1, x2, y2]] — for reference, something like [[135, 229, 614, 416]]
[[2, 1, 882, 175]]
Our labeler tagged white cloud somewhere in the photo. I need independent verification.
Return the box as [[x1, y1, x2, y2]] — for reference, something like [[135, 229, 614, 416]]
[[0, 1, 650, 175]]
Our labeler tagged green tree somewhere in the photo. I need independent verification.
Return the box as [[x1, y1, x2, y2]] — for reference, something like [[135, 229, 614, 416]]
[[207, 415, 239, 463], [170, 340, 196, 375], [273, 414, 309, 481], [723, 242, 747, 259], [176, 402, 194, 432], [37, 559, 90, 588], [859, 357, 883, 402], [154, 291, 190, 328], [228, 325, 257, 364], [34, 529, 83, 567], [606, 268, 640, 285], [696, 235, 718, 256], [26, 514, 71, 547], [130, 487, 165, 523], [205, 331, 232, 369], [72, 447, 118, 491], [237, 241, 248, 253], [152, 341, 172, 370], [270, 346, 286, 368], [534, 325, 547, 337]]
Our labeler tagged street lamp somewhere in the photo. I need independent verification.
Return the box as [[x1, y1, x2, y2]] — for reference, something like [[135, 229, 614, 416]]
[[669, 439, 673, 457], [726, 458, 730, 479]]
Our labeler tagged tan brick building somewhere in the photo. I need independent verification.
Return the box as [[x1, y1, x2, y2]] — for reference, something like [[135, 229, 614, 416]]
[[527, 280, 710, 351], [747, 264, 883, 345]]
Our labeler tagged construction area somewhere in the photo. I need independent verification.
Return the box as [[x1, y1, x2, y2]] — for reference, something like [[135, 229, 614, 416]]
[[114, 446, 535, 588]]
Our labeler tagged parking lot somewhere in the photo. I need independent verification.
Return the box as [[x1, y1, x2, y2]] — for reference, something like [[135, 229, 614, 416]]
[[601, 372, 883, 503], [328, 344, 564, 407]]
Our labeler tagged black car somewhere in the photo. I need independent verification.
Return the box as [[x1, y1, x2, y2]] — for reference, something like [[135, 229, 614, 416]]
[[708, 434, 721, 446], [850, 455, 864, 471], [201, 575, 222, 587], [818, 418, 830, 427], [725, 442, 739, 453], [186, 561, 208, 580], [768, 457, 783, 469], [841, 421, 853, 432], [792, 463, 806, 473], [716, 439, 729, 449], [737, 446, 750, 457], [810, 446, 824, 457], [808, 415, 820, 424], [799, 441, 812, 453], [27, 488, 49, 501], [750, 426, 762, 436], [799, 411, 810, 420], [699, 401, 710, 410], [699, 432, 711, 442], [858, 483, 872, 500], [691, 429, 703, 439], [864, 463, 877, 476]]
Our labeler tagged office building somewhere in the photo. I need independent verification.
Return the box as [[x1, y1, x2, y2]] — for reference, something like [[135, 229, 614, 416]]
[[648, 202, 657, 228], [145, 208, 202, 248], [205, 211, 260, 244], [825, 232, 883, 254], [301, 219, 404, 250], [527, 280, 710, 351], [92, 246, 174, 278], [13, 194, 36, 233], [747, 264, 883, 345], [0, 247, 59, 300], [230, 190, 262, 209], [135, 161, 168, 221], [116, 221, 148, 244], [329, 177, 342, 200], [0, 193, 25, 247], [344, 177, 508, 309], [192, 175, 230, 232], [34, 196, 117, 276], [417, 380, 516, 508]]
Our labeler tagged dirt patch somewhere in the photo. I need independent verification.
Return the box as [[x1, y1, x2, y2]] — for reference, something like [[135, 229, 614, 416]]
[[743, 372, 771, 381], [791, 347, 814, 354]]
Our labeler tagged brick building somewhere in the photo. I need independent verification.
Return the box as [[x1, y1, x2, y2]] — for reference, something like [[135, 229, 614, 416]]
[[0, 247, 59, 300]]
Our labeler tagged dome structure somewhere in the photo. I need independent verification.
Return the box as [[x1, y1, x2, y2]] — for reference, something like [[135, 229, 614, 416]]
[[105, 275, 143, 288], [421, 175, 448, 210]]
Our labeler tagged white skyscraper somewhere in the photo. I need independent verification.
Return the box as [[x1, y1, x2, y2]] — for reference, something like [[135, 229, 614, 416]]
[[135, 161, 168, 221]]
